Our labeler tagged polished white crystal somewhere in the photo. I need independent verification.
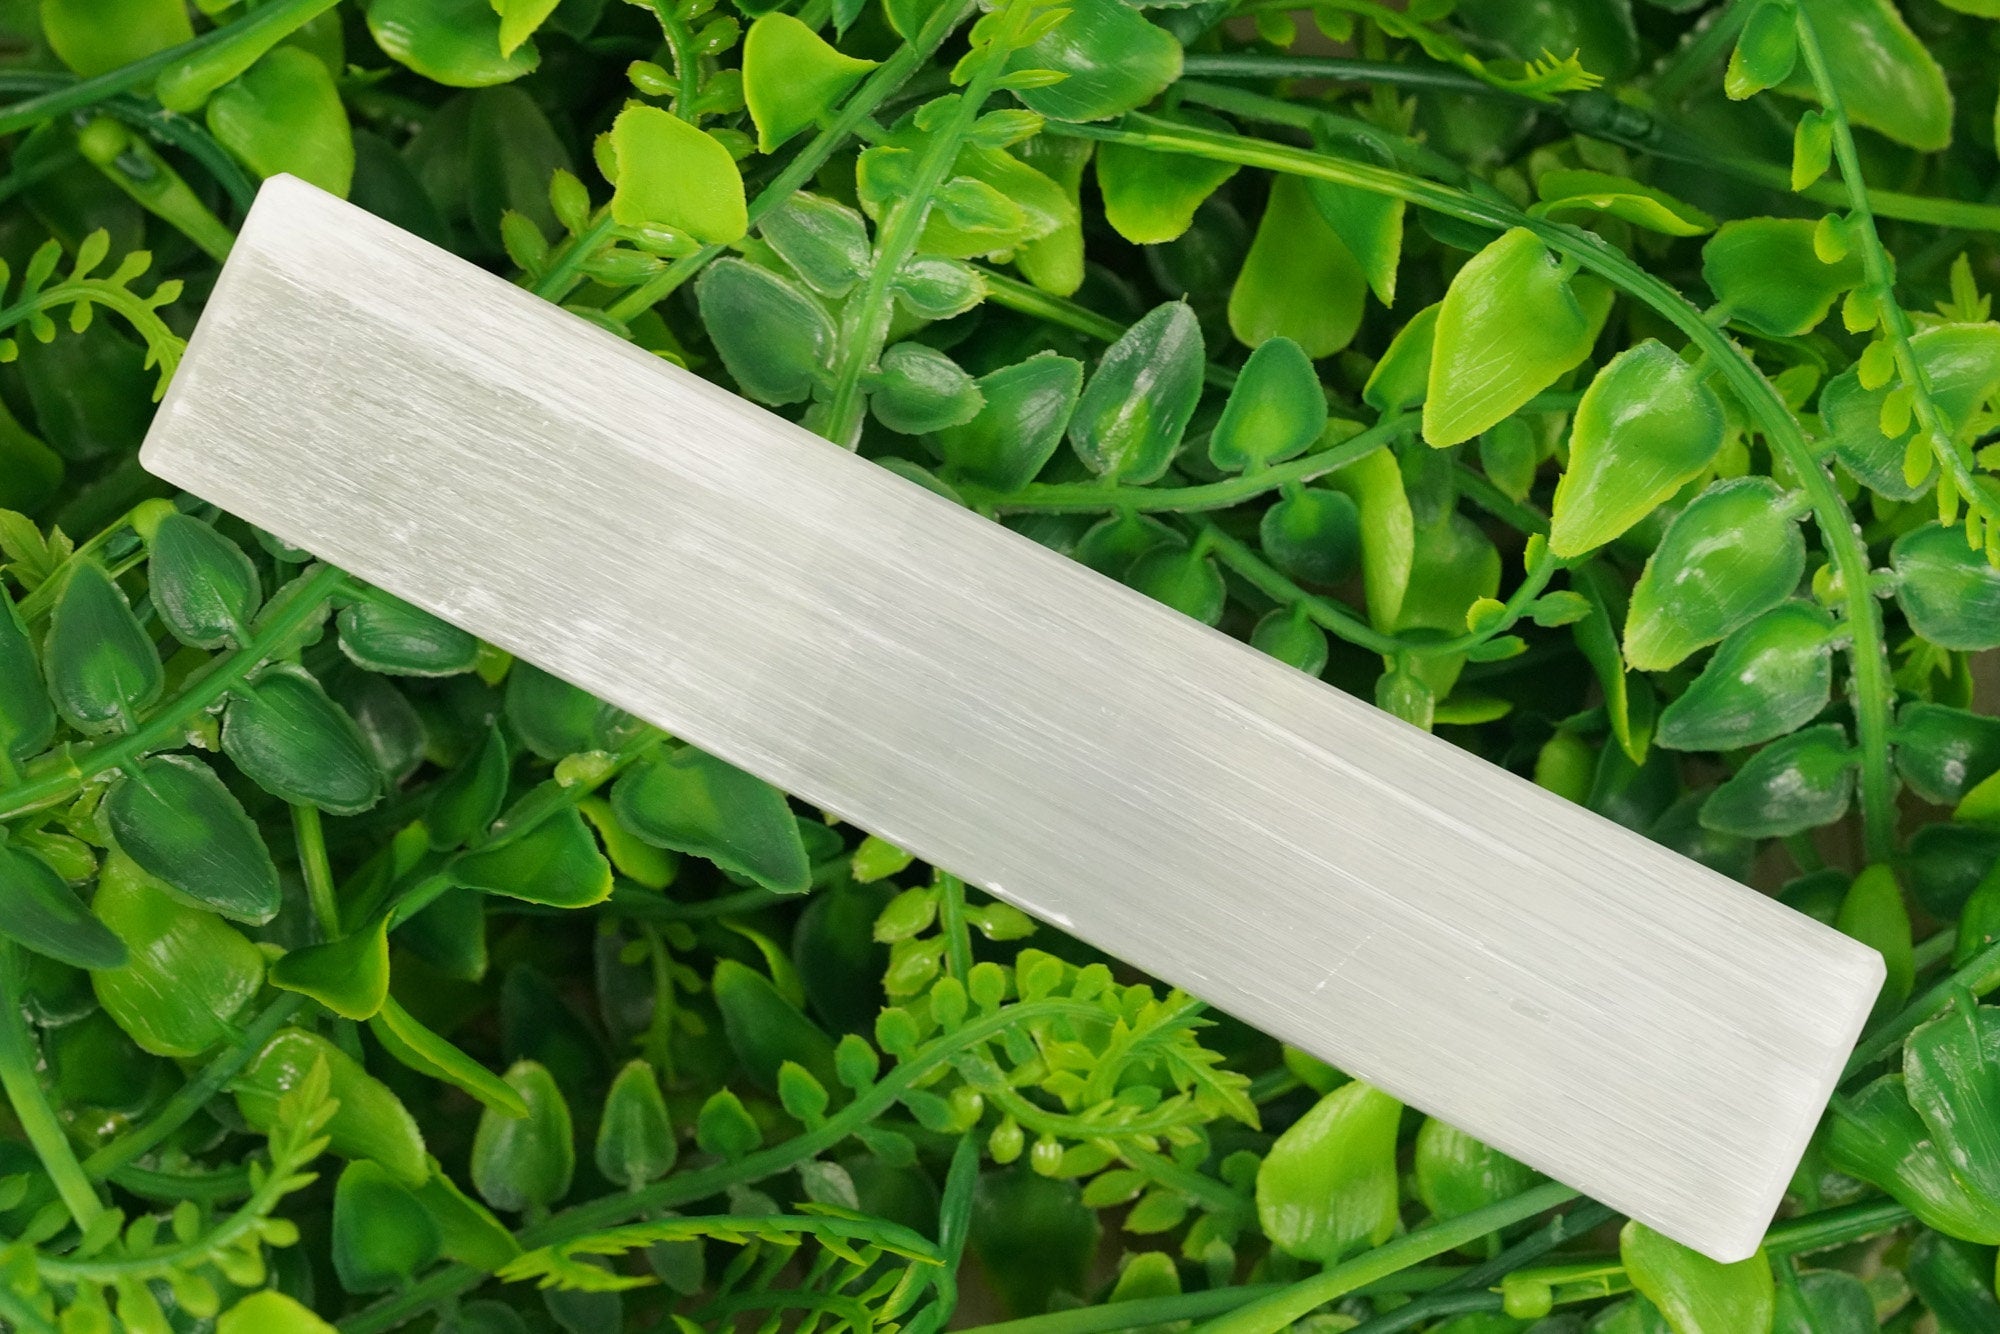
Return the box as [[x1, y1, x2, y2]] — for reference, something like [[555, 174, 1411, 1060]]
[[142, 175, 1883, 1262]]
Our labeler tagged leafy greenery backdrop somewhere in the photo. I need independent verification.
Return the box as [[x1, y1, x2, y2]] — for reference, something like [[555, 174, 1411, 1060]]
[[2, 0, 2000, 1329]]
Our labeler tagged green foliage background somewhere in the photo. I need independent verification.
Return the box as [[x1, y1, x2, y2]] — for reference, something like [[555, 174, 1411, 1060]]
[[2, 0, 2000, 1329]]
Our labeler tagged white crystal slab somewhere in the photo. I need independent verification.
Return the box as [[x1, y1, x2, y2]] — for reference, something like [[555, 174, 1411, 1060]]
[[141, 175, 1883, 1262]]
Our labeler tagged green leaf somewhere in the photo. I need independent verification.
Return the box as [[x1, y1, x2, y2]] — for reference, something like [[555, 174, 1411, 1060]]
[[712, 956, 841, 1091], [1256, 1080, 1402, 1264], [156, 0, 342, 112], [451, 807, 612, 908], [236, 1027, 430, 1184], [223, 665, 384, 815], [1702, 218, 1864, 338], [1620, 1221, 1774, 1331], [1014, 134, 1091, 297], [40, 0, 191, 77], [1095, 109, 1238, 246], [472, 1061, 574, 1212], [609, 104, 747, 246], [1724, 1, 1798, 100], [1424, 228, 1596, 448], [207, 47, 355, 197], [1698, 724, 1856, 838], [869, 343, 983, 435], [106, 754, 282, 924], [1328, 447, 1413, 629], [370, 995, 529, 1119], [493, 0, 560, 57], [1530, 169, 1715, 236], [504, 661, 633, 761], [1892, 523, 2000, 651], [1260, 488, 1360, 587], [1823, 323, 2000, 501], [44, 562, 162, 734], [337, 592, 480, 676], [1573, 563, 1654, 766], [1893, 703, 2000, 805], [1210, 339, 1328, 474], [1549, 341, 1725, 557], [218, 1292, 337, 1334], [891, 254, 983, 320], [596, 1060, 677, 1190], [694, 259, 833, 406], [695, 1087, 762, 1160], [933, 353, 1081, 490], [411, 1164, 521, 1271], [1775, 0, 1952, 151], [969, 1168, 1099, 1317], [91, 850, 264, 1057], [1251, 607, 1328, 675], [1826, 1075, 2000, 1244], [1772, 1270, 1874, 1334], [1229, 174, 1365, 358], [0, 588, 53, 762], [860, 140, 1071, 262], [147, 513, 261, 649], [1068, 302, 1204, 484], [1125, 545, 1224, 624], [1003, 0, 1182, 124], [1906, 1228, 2000, 1334], [333, 1160, 442, 1293], [743, 14, 877, 153], [610, 744, 810, 894], [1624, 478, 1807, 672], [1413, 1117, 1542, 1227], [368, 0, 539, 87], [760, 192, 872, 298], [1363, 302, 1438, 415], [428, 725, 511, 849], [271, 912, 391, 1020], [1656, 602, 1836, 752], [1307, 141, 1404, 307], [1835, 864, 1912, 1018], [1903, 1000, 2000, 1222], [0, 840, 123, 970]]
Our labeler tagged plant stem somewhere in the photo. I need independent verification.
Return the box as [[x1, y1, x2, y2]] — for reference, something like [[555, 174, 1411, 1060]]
[[1180, 53, 1515, 100], [644, 0, 705, 123], [531, 212, 619, 304], [936, 872, 972, 983], [0, 945, 106, 1230], [1842, 937, 2000, 1081], [293, 804, 341, 940]]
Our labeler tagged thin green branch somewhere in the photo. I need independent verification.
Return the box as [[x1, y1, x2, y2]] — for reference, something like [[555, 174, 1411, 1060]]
[[0, 945, 107, 1229]]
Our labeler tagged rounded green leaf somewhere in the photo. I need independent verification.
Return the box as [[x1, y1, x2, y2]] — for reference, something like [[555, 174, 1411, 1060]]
[[223, 665, 385, 815], [428, 725, 510, 849], [333, 1160, 442, 1293], [1003, 0, 1181, 124], [1775, 0, 1951, 151], [869, 342, 983, 436], [1624, 478, 1807, 672], [1068, 302, 1204, 485], [1904, 1002, 2000, 1228], [1095, 110, 1239, 246], [694, 259, 834, 407], [1827, 1074, 2000, 1244], [1363, 302, 1438, 415], [370, 994, 528, 1119], [1549, 341, 1725, 558], [412, 1165, 521, 1271], [1702, 218, 1863, 338], [1892, 523, 2000, 651], [611, 745, 809, 893], [0, 589, 54, 763], [207, 47, 355, 197], [609, 103, 747, 246], [1124, 545, 1224, 625], [105, 754, 282, 924], [597, 1059, 677, 1190], [1210, 338, 1327, 474], [743, 14, 877, 153], [760, 192, 872, 299], [368, 0, 540, 87], [472, 1060, 574, 1212], [1835, 864, 1912, 1019], [218, 1292, 337, 1334], [1620, 1220, 1774, 1331], [713, 956, 841, 1092], [1724, 1, 1798, 100], [1414, 1117, 1543, 1229], [933, 353, 1082, 491], [1424, 228, 1595, 448], [237, 1027, 429, 1185], [504, 661, 634, 761], [1893, 703, 2000, 806], [1698, 724, 1856, 838], [1823, 323, 2000, 501], [1251, 607, 1328, 676], [451, 807, 612, 908], [147, 513, 262, 650], [40, 0, 191, 77], [969, 1168, 1100, 1318], [44, 562, 162, 734], [337, 593, 480, 676], [1229, 174, 1365, 358], [1656, 602, 1836, 753], [0, 840, 124, 970], [92, 850, 264, 1058], [270, 912, 391, 1020], [1256, 1080, 1402, 1264], [1260, 488, 1361, 587]]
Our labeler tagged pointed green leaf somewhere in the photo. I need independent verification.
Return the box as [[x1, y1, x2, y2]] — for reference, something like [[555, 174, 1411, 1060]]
[[743, 14, 877, 153], [611, 745, 808, 893], [596, 1060, 677, 1189], [1068, 302, 1204, 484], [1904, 1000, 2000, 1210], [1656, 602, 1836, 752], [1307, 143, 1404, 306], [694, 259, 833, 406], [933, 353, 1082, 491], [223, 665, 384, 815], [1210, 338, 1328, 473], [1724, 1, 1798, 100], [337, 592, 480, 676], [1327, 447, 1413, 629], [0, 840, 124, 970], [92, 851, 264, 1057], [609, 104, 746, 246], [1775, 0, 1952, 151], [1095, 110, 1238, 246], [333, 1160, 441, 1293], [1620, 1221, 1774, 1332], [411, 1163, 520, 1270], [1531, 170, 1714, 237], [1698, 724, 1856, 838], [1624, 478, 1807, 672], [428, 725, 511, 849], [1229, 174, 1365, 358], [106, 754, 281, 924], [450, 806, 612, 908], [236, 1027, 428, 1183], [1826, 1075, 2000, 1244], [147, 513, 261, 649], [1702, 218, 1863, 338], [1835, 864, 1912, 1019], [0, 587, 53, 762], [370, 995, 528, 1118], [1256, 1080, 1402, 1264], [712, 956, 841, 1091], [271, 912, 391, 1019], [44, 563, 162, 734], [472, 1060, 574, 1212]]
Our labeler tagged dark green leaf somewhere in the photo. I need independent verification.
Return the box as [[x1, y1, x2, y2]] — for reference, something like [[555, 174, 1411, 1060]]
[[1893, 703, 2000, 805], [1826, 1075, 2000, 1244], [0, 840, 123, 969], [611, 745, 809, 893], [1893, 523, 2000, 650], [1069, 302, 1204, 484], [1260, 489, 1360, 587], [1698, 724, 1855, 838], [0, 588, 54, 762], [338, 592, 480, 676], [333, 1160, 441, 1293], [44, 562, 162, 734], [236, 1026, 429, 1184], [429, 724, 510, 848], [370, 995, 528, 1118], [869, 342, 983, 435], [1124, 544, 1223, 624], [504, 662, 633, 761], [270, 912, 391, 1020], [223, 665, 384, 815], [450, 807, 612, 908], [713, 956, 841, 1091], [1624, 478, 1807, 672], [596, 1060, 676, 1189], [760, 192, 872, 299], [472, 1060, 573, 1212], [106, 754, 282, 924], [1656, 602, 1835, 752], [695, 259, 834, 407], [933, 353, 1081, 490], [146, 513, 261, 649]]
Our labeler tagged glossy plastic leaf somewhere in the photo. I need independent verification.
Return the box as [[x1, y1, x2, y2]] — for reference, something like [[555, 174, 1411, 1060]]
[[106, 754, 282, 924], [1620, 1221, 1774, 1334], [147, 513, 261, 649], [370, 995, 528, 1118], [597, 1060, 677, 1189], [1656, 603, 1836, 752], [933, 353, 1081, 490], [1209, 338, 1327, 473], [0, 589, 53, 762], [1549, 341, 1725, 557], [1256, 1080, 1401, 1264], [450, 807, 612, 908], [1307, 144, 1403, 306], [223, 665, 385, 815], [1424, 228, 1594, 447], [1624, 478, 1807, 672], [1776, 0, 1952, 151], [1904, 1001, 2000, 1208], [609, 104, 746, 245], [1096, 110, 1238, 245], [1823, 323, 2000, 500], [333, 1160, 441, 1293], [1573, 564, 1654, 766], [1892, 523, 2000, 651], [1724, 1, 1798, 100], [1251, 608, 1328, 675], [207, 47, 355, 197], [1702, 218, 1863, 338], [1836, 865, 1912, 1019], [337, 592, 480, 676], [695, 259, 833, 406], [1260, 488, 1361, 587], [1363, 302, 1437, 415], [713, 956, 841, 1091], [1003, 0, 1182, 123], [237, 1027, 429, 1184], [1771, 1270, 1873, 1334], [412, 1164, 521, 1271], [1414, 1117, 1542, 1227], [1894, 703, 2000, 806], [611, 744, 809, 894], [1125, 545, 1224, 625], [368, 0, 539, 87], [0, 840, 124, 970], [760, 193, 871, 299], [743, 14, 877, 152], [1068, 302, 1204, 484], [1826, 1075, 2000, 1244], [41, 0, 191, 77], [1532, 170, 1715, 237], [428, 725, 510, 848], [1906, 1228, 2000, 1334], [472, 1060, 574, 1212], [504, 661, 634, 761], [271, 912, 391, 1019], [1698, 724, 1856, 838], [218, 1292, 337, 1334], [869, 343, 983, 435], [1328, 448, 1412, 628], [92, 851, 264, 1057], [1229, 174, 1365, 358], [44, 562, 162, 734]]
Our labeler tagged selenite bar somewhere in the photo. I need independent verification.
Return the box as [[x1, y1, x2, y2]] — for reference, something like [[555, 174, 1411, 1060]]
[[141, 176, 1884, 1262]]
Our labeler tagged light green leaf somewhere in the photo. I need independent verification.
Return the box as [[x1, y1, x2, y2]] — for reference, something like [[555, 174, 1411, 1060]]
[[1068, 301, 1204, 484], [1256, 1080, 1402, 1264], [1656, 602, 1836, 752], [609, 104, 747, 245], [1229, 174, 1365, 358], [1702, 218, 1864, 338], [743, 14, 877, 152], [370, 995, 529, 1118], [1096, 109, 1238, 246], [207, 46, 354, 197], [1620, 1221, 1774, 1332], [1003, 0, 1182, 124], [92, 851, 264, 1057], [369, 0, 540, 87], [868, 342, 983, 436], [271, 912, 391, 1020], [1776, 0, 1952, 151], [1624, 478, 1807, 672], [1531, 169, 1715, 236], [1210, 338, 1327, 473]]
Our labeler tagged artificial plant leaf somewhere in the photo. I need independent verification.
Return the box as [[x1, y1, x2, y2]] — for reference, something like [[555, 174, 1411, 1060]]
[[933, 353, 1082, 491], [1125, 545, 1225, 624], [1573, 563, 1654, 766], [694, 259, 833, 406], [1904, 1000, 2000, 1211], [411, 1164, 521, 1270], [44, 562, 163, 734], [869, 343, 984, 435], [1328, 448, 1413, 629], [1363, 302, 1438, 415], [91, 851, 264, 1057], [0, 588, 54, 762], [1531, 169, 1714, 236], [504, 661, 634, 761], [1775, 0, 1952, 151], [1825, 1075, 2000, 1244], [147, 513, 261, 649], [1724, 1, 1799, 100], [1068, 301, 1204, 484], [218, 1292, 338, 1334], [1260, 488, 1361, 587], [1307, 138, 1403, 307], [743, 14, 877, 152], [105, 754, 282, 924], [1095, 109, 1239, 245], [596, 1059, 677, 1189], [1893, 703, 2000, 806], [760, 192, 872, 299], [1252, 608, 1328, 675], [368, 0, 540, 87], [1228, 174, 1365, 358], [237, 1027, 430, 1185], [1209, 338, 1327, 473], [0, 840, 124, 970], [1014, 134, 1092, 297], [337, 592, 480, 676], [609, 104, 747, 245], [1413, 1117, 1542, 1226], [472, 1060, 574, 1212], [1906, 1228, 2000, 1333], [40, 0, 191, 78], [1698, 724, 1856, 838], [1821, 323, 2000, 501], [270, 912, 391, 1020], [712, 957, 841, 1092], [207, 47, 355, 197], [1623, 478, 1807, 672], [1655, 602, 1836, 752], [333, 1160, 442, 1293], [449, 807, 612, 908], [1256, 1080, 1402, 1264], [969, 1168, 1100, 1317], [493, 0, 560, 56], [370, 995, 528, 1118], [1702, 218, 1864, 338], [1620, 1221, 1775, 1334], [1424, 228, 1595, 447], [611, 744, 810, 893], [428, 724, 510, 849], [1003, 0, 1182, 123], [1549, 340, 1725, 558], [1771, 1270, 1874, 1334], [223, 665, 385, 815], [1836, 864, 1912, 1019], [1892, 523, 2000, 651]]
